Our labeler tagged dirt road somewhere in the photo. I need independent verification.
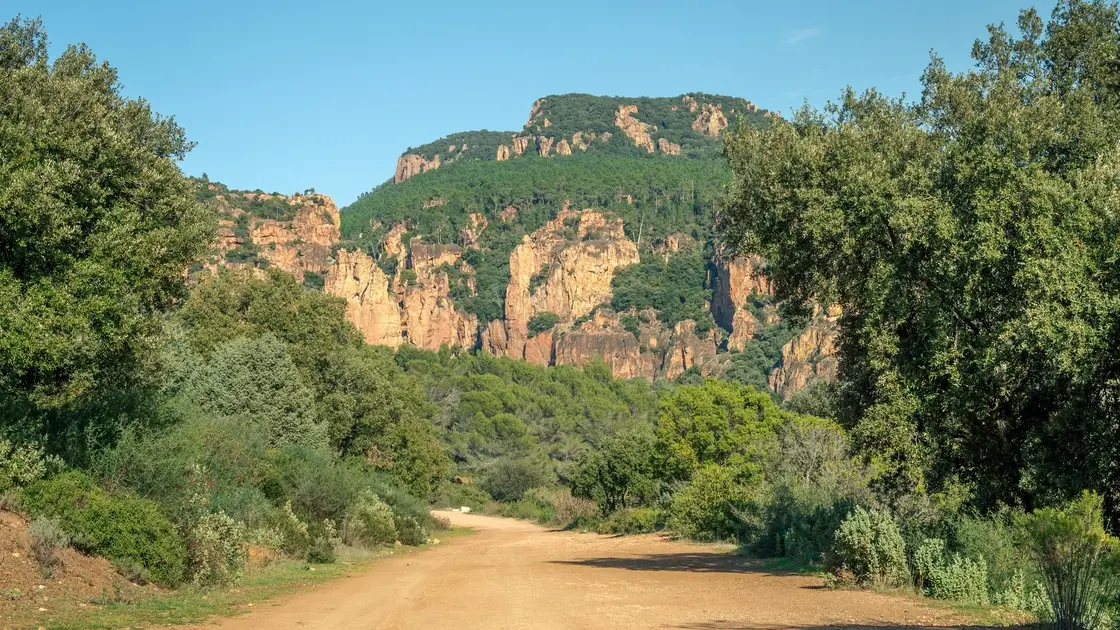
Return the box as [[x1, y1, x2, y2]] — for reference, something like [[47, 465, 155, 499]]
[[196, 511, 974, 629]]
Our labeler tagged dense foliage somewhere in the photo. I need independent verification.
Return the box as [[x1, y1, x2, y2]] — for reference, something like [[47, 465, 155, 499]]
[[343, 152, 731, 324], [0, 16, 214, 450], [722, 0, 1120, 522]]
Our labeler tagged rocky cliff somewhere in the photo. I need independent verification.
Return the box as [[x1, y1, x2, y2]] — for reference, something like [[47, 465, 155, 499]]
[[206, 93, 837, 397], [203, 184, 339, 282]]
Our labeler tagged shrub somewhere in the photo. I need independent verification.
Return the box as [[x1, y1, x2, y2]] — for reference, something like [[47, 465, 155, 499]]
[[831, 506, 909, 588], [1017, 492, 1120, 630], [482, 458, 554, 502], [668, 464, 752, 542], [21, 472, 187, 586], [600, 507, 662, 535], [0, 439, 56, 493], [913, 538, 989, 604], [343, 490, 397, 546], [29, 517, 70, 577], [432, 482, 491, 512], [527, 312, 560, 337], [188, 512, 248, 587], [272, 500, 311, 558], [393, 513, 427, 546], [308, 519, 341, 563]]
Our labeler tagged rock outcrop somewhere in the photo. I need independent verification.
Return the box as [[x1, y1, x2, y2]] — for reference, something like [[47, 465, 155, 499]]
[[658, 138, 681, 155], [660, 320, 721, 380], [711, 253, 771, 352], [768, 309, 841, 399], [395, 153, 441, 183], [209, 190, 340, 282], [692, 103, 729, 138], [537, 136, 554, 157], [496, 144, 510, 161], [555, 310, 652, 379], [615, 105, 655, 153], [483, 209, 641, 367], [324, 249, 403, 348]]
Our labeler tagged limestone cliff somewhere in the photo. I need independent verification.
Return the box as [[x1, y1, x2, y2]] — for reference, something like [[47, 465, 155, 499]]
[[768, 306, 842, 399]]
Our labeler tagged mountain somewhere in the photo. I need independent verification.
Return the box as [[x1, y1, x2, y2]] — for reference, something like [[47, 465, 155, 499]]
[[198, 93, 837, 397]]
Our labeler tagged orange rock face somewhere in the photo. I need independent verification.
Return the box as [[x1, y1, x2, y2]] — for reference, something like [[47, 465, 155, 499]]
[[496, 145, 511, 161], [692, 103, 729, 138], [538, 136, 556, 157], [711, 253, 771, 352], [660, 320, 721, 380], [324, 249, 403, 348], [658, 138, 681, 155], [395, 153, 441, 183], [211, 192, 340, 282], [556, 138, 572, 156], [768, 312, 841, 399], [512, 136, 532, 156], [615, 105, 655, 153], [555, 310, 650, 379], [484, 209, 640, 364]]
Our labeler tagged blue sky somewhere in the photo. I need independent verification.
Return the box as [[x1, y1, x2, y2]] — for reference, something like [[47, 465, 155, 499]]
[[14, 0, 1052, 206]]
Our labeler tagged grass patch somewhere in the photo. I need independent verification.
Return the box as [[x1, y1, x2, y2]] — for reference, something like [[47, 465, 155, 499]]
[[37, 528, 474, 630]]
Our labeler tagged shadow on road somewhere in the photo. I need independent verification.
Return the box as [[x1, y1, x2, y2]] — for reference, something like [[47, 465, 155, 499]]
[[550, 552, 773, 574], [667, 618, 1025, 623]]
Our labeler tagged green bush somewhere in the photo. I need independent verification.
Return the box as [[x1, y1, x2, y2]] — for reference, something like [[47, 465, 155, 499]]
[[831, 506, 909, 588], [0, 439, 54, 492], [188, 512, 248, 587], [482, 458, 555, 503], [21, 472, 187, 586], [1017, 492, 1120, 630], [343, 490, 398, 546], [272, 500, 311, 558], [600, 507, 662, 535], [667, 464, 752, 542], [913, 538, 989, 604], [527, 311, 560, 337], [432, 482, 491, 512], [308, 519, 341, 563], [393, 513, 427, 546]]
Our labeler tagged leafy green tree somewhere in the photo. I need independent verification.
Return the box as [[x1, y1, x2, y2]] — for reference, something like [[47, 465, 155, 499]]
[[722, 0, 1120, 515], [571, 429, 656, 514], [189, 334, 326, 448], [654, 380, 785, 483], [0, 17, 213, 439]]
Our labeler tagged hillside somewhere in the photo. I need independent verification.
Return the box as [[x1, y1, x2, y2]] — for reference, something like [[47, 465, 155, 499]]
[[204, 93, 834, 397]]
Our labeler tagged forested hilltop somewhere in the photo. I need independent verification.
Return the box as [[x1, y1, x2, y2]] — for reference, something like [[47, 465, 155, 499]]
[[211, 92, 833, 399]]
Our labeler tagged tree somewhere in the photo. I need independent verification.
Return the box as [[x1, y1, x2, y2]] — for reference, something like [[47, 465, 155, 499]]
[[571, 429, 656, 514], [0, 17, 214, 421], [189, 334, 326, 448], [654, 380, 785, 483], [721, 0, 1120, 517]]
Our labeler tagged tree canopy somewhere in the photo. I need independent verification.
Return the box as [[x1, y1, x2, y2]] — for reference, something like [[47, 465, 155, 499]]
[[721, 0, 1120, 518], [0, 16, 213, 417]]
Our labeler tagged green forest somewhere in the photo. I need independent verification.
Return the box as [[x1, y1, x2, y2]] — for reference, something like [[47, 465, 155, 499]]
[[2, 3, 1120, 629]]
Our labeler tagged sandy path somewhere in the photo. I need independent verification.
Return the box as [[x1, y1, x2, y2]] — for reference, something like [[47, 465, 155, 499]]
[[191, 511, 974, 629]]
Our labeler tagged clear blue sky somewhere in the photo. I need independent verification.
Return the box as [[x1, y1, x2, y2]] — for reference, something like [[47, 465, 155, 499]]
[[13, 0, 1053, 206]]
